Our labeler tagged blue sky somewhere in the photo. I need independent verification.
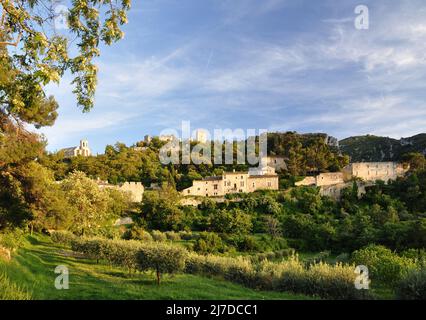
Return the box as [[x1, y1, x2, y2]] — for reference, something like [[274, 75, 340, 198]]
[[38, 0, 426, 154]]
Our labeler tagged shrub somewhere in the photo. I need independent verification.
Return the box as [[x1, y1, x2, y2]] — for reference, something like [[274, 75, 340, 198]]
[[256, 256, 305, 292], [123, 227, 153, 242], [178, 231, 195, 241], [0, 229, 25, 250], [151, 230, 167, 242], [396, 269, 426, 300], [304, 251, 331, 267], [401, 249, 426, 268], [184, 253, 254, 286], [193, 232, 225, 254], [51, 231, 77, 246], [305, 262, 366, 299], [351, 245, 418, 285], [0, 273, 31, 300], [165, 231, 181, 241], [136, 243, 187, 284]]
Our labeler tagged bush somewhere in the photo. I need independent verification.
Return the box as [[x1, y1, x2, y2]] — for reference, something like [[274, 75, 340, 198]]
[[123, 227, 153, 242], [351, 245, 418, 285], [0, 229, 25, 250], [136, 242, 187, 284], [251, 248, 296, 263], [396, 269, 426, 300], [255, 256, 305, 292], [305, 262, 366, 299], [151, 230, 167, 242], [51, 231, 77, 246], [193, 232, 226, 254], [165, 231, 181, 241], [178, 231, 195, 241], [401, 249, 426, 268], [0, 273, 31, 300], [184, 253, 254, 286], [253, 256, 367, 299]]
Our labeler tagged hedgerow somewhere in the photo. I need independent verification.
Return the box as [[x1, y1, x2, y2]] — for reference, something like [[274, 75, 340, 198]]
[[396, 269, 426, 300], [59, 235, 370, 298]]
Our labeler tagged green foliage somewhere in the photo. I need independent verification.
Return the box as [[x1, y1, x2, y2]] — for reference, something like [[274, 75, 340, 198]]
[[209, 208, 252, 235], [122, 226, 153, 242], [267, 132, 349, 175], [151, 230, 167, 242], [61, 171, 112, 235], [0, 0, 130, 120], [396, 269, 426, 300], [0, 273, 31, 300], [136, 242, 188, 284], [165, 231, 181, 241], [0, 228, 25, 250], [193, 232, 226, 254], [50, 231, 77, 246], [340, 134, 426, 162], [351, 245, 418, 285], [141, 187, 184, 231]]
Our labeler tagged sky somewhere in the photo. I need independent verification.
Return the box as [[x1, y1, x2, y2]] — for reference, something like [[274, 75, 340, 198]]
[[35, 0, 426, 154]]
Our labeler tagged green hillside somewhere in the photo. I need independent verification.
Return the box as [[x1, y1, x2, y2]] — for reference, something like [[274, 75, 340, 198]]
[[339, 134, 426, 162], [0, 235, 310, 300]]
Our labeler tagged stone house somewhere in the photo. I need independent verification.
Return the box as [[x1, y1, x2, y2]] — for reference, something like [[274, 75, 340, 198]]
[[342, 162, 407, 183], [181, 168, 279, 197], [97, 180, 145, 202], [295, 162, 408, 200]]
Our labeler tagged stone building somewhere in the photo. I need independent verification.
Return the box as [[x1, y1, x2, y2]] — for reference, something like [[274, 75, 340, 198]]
[[97, 180, 145, 202], [295, 162, 408, 200], [61, 139, 91, 157], [181, 168, 279, 197], [296, 172, 344, 187], [342, 162, 407, 182]]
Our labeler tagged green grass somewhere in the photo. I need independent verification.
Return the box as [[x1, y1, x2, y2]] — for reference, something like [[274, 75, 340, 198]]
[[0, 235, 312, 300]]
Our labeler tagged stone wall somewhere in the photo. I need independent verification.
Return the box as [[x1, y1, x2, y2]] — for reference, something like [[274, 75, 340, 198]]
[[118, 182, 145, 202], [343, 162, 407, 182], [315, 172, 344, 186]]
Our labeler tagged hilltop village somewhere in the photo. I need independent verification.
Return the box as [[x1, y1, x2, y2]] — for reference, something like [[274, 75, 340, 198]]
[[58, 134, 409, 202]]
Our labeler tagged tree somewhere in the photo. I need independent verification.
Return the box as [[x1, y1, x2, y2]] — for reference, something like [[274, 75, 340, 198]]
[[141, 186, 184, 231], [264, 216, 282, 239], [61, 171, 110, 235], [0, 0, 131, 126], [209, 208, 252, 235]]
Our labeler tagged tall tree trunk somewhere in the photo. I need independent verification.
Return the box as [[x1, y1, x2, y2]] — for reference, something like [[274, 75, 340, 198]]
[[156, 269, 161, 285]]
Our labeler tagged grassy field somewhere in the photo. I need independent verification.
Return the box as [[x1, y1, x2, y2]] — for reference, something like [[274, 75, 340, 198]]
[[0, 235, 312, 300]]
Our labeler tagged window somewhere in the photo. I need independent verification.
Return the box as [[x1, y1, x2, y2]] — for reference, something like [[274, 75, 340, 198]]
[[188, 190, 190, 194], [268, 182, 272, 187], [240, 181, 244, 187], [241, 176, 243, 179], [214, 184, 218, 190]]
